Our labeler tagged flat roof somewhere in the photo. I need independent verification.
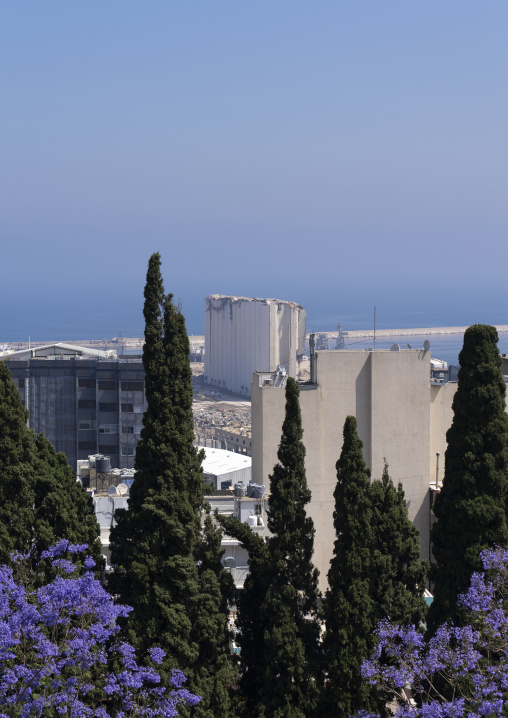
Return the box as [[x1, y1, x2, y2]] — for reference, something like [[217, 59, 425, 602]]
[[200, 446, 252, 476], [1, 343, 117, 360]]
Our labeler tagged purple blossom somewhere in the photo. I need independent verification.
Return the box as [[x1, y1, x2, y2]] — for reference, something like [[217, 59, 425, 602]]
[[358, 547, 508, 718], [0, 543, 201, 717]]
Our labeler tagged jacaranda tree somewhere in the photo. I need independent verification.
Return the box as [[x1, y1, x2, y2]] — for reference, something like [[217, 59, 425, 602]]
[[0, 540, 201, 717], [360, 546, 508, 718]]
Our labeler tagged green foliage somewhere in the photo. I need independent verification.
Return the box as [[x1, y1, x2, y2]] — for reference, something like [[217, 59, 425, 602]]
[[0, 361, 101, 567], [429, 324, 508, 632], [33, 433, 102, 566], [0, 361, 36, 563], [219, 377, 320, 718], [321, 418, 428, 718], [321, 415, 377, 718], [109, 253, 237, 718], [369, 464, 428, 628]]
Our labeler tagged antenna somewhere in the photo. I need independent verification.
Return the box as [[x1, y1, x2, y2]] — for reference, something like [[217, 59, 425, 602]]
[[117, 483, 128, 495], [107, 485, 117, 496], [373, 306, 376, 348], [423, 340, 430, 351], [390, 344, 400, 352]]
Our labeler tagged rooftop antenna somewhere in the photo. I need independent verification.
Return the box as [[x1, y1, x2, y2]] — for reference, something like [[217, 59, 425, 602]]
[[373, 306, 376, 349]]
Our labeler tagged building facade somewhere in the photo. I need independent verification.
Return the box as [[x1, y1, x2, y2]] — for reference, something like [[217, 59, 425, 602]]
[[204, 295, 306, 396], [4, 344, 145, 470], [251, 348, 506, 588]]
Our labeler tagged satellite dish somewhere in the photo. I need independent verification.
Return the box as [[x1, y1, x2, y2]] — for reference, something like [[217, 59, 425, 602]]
[[107, 485, 117, 496], [390, 344, 400, 351], [423, 340, 431, 351], [117, 483, 128, 495]]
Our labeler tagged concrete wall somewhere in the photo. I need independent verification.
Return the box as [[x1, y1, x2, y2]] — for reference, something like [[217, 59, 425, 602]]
[[204, 295, 306, 395], [252, 349, 435, 588]]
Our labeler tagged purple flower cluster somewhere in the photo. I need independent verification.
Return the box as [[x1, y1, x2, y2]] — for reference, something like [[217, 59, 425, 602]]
[[359, 547, 508, 718], [0, 543, 200, 717]]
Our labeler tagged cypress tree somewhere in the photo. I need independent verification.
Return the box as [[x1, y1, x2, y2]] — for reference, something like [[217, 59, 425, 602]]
[[428, 324, 508, 632], [109, 253, 237, 717], [369, 462, 428, 628], [321, 415, 377, 718], [219, 377, 320, 718], [322, 422, 428, 718], [259, 376, 320, 718], [217, 514, 271, 715], [0, 360, 36, 563]]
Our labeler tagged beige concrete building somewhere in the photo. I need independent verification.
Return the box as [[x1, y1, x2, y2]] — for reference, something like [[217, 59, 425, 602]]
[[252, 348, 508, 589]]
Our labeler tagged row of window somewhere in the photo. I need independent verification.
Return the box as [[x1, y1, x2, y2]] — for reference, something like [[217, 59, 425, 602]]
[[78, 379, 144, 391], [77, 400, 144, 412], [78, 421, 136, 434]]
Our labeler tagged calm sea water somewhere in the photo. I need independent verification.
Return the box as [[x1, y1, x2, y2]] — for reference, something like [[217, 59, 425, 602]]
[[1, 286, 506, 367]]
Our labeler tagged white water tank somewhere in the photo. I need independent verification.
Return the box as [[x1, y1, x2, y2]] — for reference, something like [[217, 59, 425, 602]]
[[247, 515, 257, 527]]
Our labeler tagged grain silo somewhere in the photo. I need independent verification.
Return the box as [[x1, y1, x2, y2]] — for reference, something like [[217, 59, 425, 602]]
[[204, 295, 306, 396]]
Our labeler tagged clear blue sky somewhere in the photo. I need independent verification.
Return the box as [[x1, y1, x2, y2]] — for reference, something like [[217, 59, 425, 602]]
[[1, 2, 507, 338]]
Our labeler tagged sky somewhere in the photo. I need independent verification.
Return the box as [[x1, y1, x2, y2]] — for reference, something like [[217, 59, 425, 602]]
[[1, 2, 507, 338]]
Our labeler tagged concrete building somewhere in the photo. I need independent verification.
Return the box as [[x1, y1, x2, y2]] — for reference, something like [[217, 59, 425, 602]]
[[204, 295, 306, 396], [3, 343, 145, 470], [214, 428, 252, 455], [252, 347, 508, 588]]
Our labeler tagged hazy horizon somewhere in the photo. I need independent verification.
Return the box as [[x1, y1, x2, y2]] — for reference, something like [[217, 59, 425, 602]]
[[1, 2, 507, 339]]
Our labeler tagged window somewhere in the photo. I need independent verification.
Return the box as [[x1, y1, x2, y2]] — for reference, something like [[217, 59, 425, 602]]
[[99, 444, 117, 455], [121, 381, 144, 392], [99, 402, 116, 412], [18, 379, 25, 388], [121, 446, 135, 456], [99, 424, 117, 434], [78, 399, 96, 410], [121, 403, 133, 413], [79, 420, 97, 431], [78, 378, 91, 388], [254, 504, 262, 516], [78, 441, 96, 451], [98, 380, 116, 390], [121, 426, 134, 434]]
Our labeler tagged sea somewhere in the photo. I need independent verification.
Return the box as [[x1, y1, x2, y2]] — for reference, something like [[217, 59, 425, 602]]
[[1, 287, 507, 367]]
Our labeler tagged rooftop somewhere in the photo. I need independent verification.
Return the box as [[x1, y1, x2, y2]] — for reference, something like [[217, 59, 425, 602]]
[[200, 446, 252, 476], [1, 342, 117, 360]]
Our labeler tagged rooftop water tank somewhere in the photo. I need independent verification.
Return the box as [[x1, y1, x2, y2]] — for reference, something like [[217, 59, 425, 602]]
[[96, 456, 111, 474], [247, 515, 257, 527]]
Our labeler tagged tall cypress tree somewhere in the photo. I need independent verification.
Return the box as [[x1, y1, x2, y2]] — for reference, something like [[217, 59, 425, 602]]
[[321, 415, 377, 718], [109, 253, 237, 717], [428, 324, 508, 632], [0, 360, 36, 563], [322, 421, 428, 718], [217, 514, 271, 716], [259, 376, 320, 718], [219, 377, 320, 718], [369, 463, 428, 628]]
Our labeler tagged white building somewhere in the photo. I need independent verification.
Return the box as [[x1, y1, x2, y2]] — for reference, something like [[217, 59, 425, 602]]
[[201, 446, 252, 490], [204, 295, 306, 396]]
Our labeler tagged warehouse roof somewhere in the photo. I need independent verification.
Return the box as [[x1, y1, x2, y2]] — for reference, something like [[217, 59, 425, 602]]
[[1, 343, 117, 360], [200, 447, 252, 476]]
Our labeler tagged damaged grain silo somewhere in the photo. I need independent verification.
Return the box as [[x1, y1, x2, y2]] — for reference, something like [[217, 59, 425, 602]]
[[204, 295, 306, 396]]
